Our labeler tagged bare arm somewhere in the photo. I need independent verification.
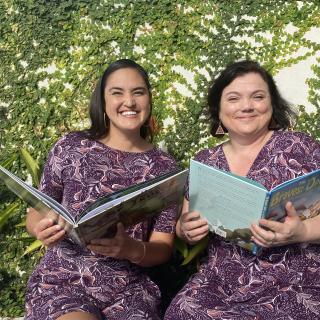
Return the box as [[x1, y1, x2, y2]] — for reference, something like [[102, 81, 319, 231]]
[[87, 223, 174, 267]]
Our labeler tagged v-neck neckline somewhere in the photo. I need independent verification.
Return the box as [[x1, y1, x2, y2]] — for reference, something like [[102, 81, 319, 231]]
[[219, 131, 276, 178]]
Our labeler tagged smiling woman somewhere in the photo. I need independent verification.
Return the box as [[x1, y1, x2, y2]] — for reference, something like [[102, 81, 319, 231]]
[[165, 60, 320, 320], [24, 59, 179, 320], [87, 59, 154, 146], [219, 73, 273, 137], [102, 67, 151, 149]]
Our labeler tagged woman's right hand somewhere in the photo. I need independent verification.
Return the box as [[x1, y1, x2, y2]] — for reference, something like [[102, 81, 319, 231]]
[[32, 210, 67, 247], [179, 210, 209, 244]]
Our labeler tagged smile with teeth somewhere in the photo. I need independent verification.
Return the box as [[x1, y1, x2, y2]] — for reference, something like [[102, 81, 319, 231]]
[[120, 111, 138, 116]]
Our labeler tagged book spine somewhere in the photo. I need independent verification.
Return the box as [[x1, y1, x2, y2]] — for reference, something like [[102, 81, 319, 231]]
[[68, 227, 85, 246], [261, 193, 271, 220], [252, 244, 262, 256], [252, 193, 270, 255]]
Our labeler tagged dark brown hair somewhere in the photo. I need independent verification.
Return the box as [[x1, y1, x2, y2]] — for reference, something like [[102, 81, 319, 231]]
[[207, 60, 296, 137]]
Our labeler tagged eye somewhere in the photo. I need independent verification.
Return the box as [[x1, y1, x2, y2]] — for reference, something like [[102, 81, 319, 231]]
[[133, 90, 145, 96], [111, 91, 122, 96], [227, 96, 238, 102], [253, 95, 265, 100]]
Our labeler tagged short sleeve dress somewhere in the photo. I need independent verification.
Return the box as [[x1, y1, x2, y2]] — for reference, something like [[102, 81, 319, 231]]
[[25, 131, 178, 320], [165, 130, 320, 320]]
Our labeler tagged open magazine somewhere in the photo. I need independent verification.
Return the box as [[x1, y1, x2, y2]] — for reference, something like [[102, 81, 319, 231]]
[[0, 166, 188, 245], [189, 159, 320, 255]]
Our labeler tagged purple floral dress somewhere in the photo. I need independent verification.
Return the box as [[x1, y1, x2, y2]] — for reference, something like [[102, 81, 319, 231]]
[[25, 132, 178, 320], [165, 131, 320, 320]]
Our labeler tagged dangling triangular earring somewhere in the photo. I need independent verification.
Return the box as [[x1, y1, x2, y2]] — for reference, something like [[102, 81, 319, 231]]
[[215, 122, 225, 136]]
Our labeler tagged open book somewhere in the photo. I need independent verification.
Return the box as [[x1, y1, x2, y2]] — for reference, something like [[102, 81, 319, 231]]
[[189, 159, 320, 255], [0, 166, 188, 245]]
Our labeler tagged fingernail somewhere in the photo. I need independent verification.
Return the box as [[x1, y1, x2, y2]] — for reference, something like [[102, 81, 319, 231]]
[[56, 225, 62, 230]]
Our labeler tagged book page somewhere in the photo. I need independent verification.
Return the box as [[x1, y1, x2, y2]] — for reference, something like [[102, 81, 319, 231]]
[[0, 166, 74, 224]]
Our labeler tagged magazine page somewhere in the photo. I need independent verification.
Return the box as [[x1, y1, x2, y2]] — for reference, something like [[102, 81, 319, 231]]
[[75, 169, 188, 244], [0, 166, 74, 224], [189, 160, 268, 252], [265, 169, 320, 222]]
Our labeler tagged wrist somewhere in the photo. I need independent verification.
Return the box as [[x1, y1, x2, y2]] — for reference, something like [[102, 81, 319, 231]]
[[297, 220, 308, 243], [130, 241, 146, 264], [300, 218, 320, 243], [177, 219, 187, 240]]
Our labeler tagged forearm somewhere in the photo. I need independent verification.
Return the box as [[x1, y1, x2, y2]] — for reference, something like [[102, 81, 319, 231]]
[[301, 215, 320, 243], [175, 197, 191, 242], [131, 239, 172, 267], [26, 208, 43, 237]]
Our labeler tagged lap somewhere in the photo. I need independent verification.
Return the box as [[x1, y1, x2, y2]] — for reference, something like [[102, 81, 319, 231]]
[[164, 242, 320, 320], [25, 266, 161, 320], [164, 270, 320, 320], [102, 277, 162, 320]]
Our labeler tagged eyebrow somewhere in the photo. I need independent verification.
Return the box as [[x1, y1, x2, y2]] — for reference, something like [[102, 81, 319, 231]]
[[224, 89, 267, 96], [108, 86, 147, 92]]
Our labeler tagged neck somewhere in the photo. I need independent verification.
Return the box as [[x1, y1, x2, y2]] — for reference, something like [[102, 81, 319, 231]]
[[227, 130, 273, 153], [100, 129, 152, 152], [223, 130, 274, 176]]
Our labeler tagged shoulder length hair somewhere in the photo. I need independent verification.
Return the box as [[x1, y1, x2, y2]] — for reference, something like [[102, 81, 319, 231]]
[[84, 59, 153, 141], [207, 60, 296, 137]]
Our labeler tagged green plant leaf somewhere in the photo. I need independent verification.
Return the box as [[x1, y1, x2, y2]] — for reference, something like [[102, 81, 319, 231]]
[[20, 149, 41, 187], [181, 235, 209, 266], [0, 155, 17, 169], [174, 236, 189, 258], [0, 202, 20, 230], [22, 239, 43, 256], [15, 221, 26, 227]]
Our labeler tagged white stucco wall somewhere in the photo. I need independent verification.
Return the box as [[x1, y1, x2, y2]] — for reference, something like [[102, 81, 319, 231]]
[[274, 27, 320, 113]]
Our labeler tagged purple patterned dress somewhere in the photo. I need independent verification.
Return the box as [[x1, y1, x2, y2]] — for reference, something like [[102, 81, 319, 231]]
[[165, 131, 320, 320], [25, 132, 178, 320]]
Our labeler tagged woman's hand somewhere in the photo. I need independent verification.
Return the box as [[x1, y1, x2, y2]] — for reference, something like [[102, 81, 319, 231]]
[[250, 202, 307, 247], [33, 210, 67, 247], [179, 210, 209, 244], [87, 223, 142, 261]]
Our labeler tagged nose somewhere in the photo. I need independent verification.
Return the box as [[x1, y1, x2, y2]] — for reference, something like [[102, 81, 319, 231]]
[[241, 98, 254, 112], [123, 94, 136, 108]]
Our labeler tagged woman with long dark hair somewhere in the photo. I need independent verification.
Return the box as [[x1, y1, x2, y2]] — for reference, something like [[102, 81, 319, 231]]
[[25, 59, 178, 320]]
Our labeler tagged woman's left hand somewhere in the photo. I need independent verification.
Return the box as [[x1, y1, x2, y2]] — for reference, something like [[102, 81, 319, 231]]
[[250, 202, 307, 247], [87, 223, 138, 260]]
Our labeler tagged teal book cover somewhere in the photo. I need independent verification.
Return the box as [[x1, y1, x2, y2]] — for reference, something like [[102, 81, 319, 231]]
[[189, 159, 320, 254]]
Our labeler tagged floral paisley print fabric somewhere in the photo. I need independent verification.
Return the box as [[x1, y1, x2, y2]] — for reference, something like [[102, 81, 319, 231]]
[[25, 132, 178, 320], [165, 131, 320, 320]]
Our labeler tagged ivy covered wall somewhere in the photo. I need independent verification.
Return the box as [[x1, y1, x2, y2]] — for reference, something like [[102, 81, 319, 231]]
[[0, 0, 319, 316]]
